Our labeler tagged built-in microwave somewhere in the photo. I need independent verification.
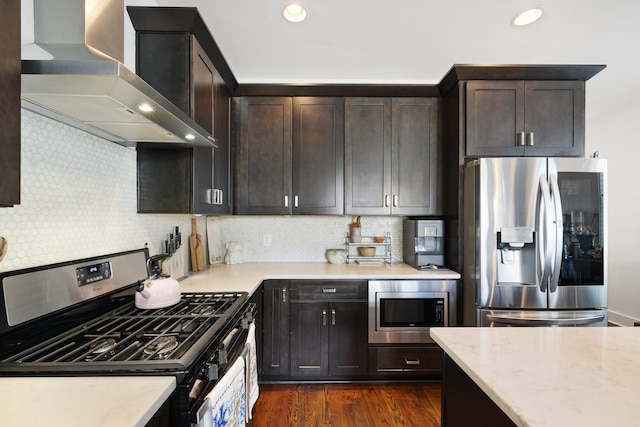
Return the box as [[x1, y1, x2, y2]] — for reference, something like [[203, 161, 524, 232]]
[[368, 280, 457, 344]]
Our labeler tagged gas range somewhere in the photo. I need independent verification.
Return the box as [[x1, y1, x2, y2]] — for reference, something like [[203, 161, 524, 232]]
[[0, 292, 248, 374], [0, 249, 253, 426]]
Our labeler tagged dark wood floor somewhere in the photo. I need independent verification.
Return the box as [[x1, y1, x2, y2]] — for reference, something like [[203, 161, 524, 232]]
[[252, 382, 441, 427]]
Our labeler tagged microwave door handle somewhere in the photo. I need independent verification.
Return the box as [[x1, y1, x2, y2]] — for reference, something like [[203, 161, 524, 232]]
[[548, 174, 564, 293], [538, 175, 553, 292]]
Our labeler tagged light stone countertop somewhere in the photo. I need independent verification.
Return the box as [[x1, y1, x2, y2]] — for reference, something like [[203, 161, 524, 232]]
[[180, 262, 461, 294], [0, 263, 458, 426], [0, 376, 175, 427], [430, 327, 640, 427]]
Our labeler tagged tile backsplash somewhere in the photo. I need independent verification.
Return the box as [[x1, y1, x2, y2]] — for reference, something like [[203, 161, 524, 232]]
[[0, 111, 405, 273]]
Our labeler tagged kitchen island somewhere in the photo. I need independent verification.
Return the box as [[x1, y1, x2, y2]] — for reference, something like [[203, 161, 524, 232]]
[[179, 262, 460, 293], [431, 327, 640, 427]]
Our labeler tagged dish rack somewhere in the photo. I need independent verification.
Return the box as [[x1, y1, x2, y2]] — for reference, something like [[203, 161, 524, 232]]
[[345, 232, 392, 264]]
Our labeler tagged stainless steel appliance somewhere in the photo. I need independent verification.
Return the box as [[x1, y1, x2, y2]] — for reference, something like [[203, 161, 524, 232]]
[[402, 219, 446, 270], [368, 280, 457, 344], [21, 0, 215, 147], [0, 249, 253, 426], [463, 157, 607, 326]]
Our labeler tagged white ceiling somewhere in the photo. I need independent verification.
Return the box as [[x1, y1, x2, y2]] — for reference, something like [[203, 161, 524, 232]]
[[121, 0, 639, 122]]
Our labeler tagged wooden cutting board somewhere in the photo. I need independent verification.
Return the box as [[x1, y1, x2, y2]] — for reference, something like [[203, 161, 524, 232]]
[[0, 237, 7, 263], [190, 218, 205, 271]]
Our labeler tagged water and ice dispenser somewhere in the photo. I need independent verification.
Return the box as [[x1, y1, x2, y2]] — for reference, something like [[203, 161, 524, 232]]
[[497, 227, 536, 286]]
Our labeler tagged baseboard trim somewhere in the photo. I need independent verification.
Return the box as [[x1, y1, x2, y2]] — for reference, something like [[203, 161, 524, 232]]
[[607, 310, 640, 326]]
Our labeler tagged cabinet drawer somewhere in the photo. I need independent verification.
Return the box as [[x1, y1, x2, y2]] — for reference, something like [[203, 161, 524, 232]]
[[371, 346, 443, 375], [290, 280, 366, 300]]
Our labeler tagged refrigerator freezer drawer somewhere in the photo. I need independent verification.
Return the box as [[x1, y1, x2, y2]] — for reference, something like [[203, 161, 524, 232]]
[[478, 309, 607, 327]]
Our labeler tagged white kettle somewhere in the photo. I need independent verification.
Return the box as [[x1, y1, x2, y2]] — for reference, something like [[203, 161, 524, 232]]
[[135, 254, 181, 309]]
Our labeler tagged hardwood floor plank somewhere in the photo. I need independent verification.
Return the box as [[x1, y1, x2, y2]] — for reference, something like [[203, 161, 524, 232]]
[[252, 382, 441, 427]]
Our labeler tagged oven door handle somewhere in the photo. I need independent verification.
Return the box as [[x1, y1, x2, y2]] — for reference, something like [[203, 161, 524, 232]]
[[195, 398, 212, 426]]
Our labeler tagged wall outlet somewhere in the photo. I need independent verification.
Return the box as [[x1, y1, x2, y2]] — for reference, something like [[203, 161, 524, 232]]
[[263, 234, 271, 247]]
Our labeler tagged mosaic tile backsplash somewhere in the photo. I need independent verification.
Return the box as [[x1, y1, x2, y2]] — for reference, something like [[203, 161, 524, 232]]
[[0, 111, 405, 273]]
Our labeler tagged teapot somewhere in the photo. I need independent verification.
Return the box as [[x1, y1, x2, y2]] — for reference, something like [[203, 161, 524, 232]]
[[135, 254, 181, 309]]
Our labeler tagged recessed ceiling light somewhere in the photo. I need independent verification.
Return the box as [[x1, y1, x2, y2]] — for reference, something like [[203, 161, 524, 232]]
[[512, 8, 544, 26], [283, 3, 307, 23], [138, 103, 154, 113]]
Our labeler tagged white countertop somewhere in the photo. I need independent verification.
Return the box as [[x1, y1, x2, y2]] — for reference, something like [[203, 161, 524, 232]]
[[430, 327, 640, 427], [180, 262, 460, 294], [0, 262, 457, 426], [0, 376, 175, 427]]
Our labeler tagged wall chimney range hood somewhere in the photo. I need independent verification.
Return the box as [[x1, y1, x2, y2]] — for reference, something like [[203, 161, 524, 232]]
[[21, 0, 216, 148]]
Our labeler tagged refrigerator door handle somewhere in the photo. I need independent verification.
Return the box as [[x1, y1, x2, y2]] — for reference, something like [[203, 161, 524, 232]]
[[538, 175, 553, 292], [486, 313, 605, 326], [548, 174, 564, 293]]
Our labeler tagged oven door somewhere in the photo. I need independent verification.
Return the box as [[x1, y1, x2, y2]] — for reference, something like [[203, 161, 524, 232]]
[[368, 280, 454, 344]]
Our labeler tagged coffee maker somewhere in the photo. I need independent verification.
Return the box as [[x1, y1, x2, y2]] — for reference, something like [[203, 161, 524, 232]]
[[403, 219, 446, 270]]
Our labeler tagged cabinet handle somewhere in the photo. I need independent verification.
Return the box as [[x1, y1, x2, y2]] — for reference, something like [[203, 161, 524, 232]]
[[322, 288, 337, 293], [294, 195, 299, 208], [393, 194, 398, 207], [284, 195, 289, 207], [517, 132, 526, 146], [322, 309, 327, 326], [331, 309, 336, 326], [282, 288, 287, 303], [213, 189, 223, 205], [404, 358, 421, 365], [385, 195, 390, 207], [527, 132, 535, 146]]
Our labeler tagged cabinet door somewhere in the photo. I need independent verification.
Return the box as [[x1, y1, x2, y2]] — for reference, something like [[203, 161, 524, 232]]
[[329, 302, 368, 376], [391, 98, 440, 215], [466, 81, 526, 157], [0, 0, 20, 207], [262, 280, 291, 378], [292, 98, 344, 214], [345, 98, 392, 215], [523, 81, 585, 157], [290, 302, 328, 378], [236, 97, 293, 214], [192, 39, 231, 215]]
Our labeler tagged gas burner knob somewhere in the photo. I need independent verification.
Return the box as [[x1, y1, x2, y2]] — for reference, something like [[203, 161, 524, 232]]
[[217, 349, 228, 364]]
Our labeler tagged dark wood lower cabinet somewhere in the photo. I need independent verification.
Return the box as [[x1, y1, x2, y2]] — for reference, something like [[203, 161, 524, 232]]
[[369, 345, 443, 378], [290, 301, 367, 378], [441, 354, 515, 427]]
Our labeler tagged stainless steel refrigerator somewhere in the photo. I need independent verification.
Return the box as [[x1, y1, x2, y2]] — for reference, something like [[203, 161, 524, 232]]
[[463, 157, 607, 326]]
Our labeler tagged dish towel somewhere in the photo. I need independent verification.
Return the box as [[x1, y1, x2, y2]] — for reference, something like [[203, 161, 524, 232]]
[[207, 356, 246, 427], [244, 322, 260, 421]]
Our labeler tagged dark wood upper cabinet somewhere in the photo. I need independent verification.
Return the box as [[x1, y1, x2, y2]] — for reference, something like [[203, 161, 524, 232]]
[[234, 97, 344, 215], [129, 8, 232, 214], [292, 98, 344, 215], [466, 80, 585, 157], [0, 0, 21, 207], [345, 97, 440, 215]]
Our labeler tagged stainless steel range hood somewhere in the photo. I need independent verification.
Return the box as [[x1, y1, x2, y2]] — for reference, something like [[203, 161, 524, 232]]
[[21, 0, 216, 148]]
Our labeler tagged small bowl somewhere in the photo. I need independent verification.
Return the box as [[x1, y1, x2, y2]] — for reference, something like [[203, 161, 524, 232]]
[[326, 249, 347, 264], [374, 237, 386, 243], [358, 247, 376, 257]]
